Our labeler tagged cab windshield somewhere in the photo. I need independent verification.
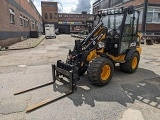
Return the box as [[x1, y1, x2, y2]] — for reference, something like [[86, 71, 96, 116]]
[[101, 14, 124, 30]]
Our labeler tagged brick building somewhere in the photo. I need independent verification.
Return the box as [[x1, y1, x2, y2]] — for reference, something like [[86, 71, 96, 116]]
[[41, 1, 93, 34], [93, 0, 160, 36], [0, 0, 42, 47]]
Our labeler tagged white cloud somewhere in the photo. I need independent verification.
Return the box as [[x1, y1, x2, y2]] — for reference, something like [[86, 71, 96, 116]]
[[34, 0, 95, 15]]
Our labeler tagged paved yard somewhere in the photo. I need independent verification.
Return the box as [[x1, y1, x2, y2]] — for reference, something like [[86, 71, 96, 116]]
[[0, 35, 160, 120]]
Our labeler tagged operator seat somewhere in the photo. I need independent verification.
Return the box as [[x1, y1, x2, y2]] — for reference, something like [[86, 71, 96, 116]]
[[105, 28, 120, 56]]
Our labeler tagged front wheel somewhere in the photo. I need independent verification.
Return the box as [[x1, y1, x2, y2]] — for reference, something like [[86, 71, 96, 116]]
[[87, 57, 114, 86]]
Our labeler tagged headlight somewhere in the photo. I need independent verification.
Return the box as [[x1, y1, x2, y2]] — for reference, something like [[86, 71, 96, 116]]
[[98, 42, 105, 49]]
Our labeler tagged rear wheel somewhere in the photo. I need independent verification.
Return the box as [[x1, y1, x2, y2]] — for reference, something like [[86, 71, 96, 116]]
[[87, 57, 114, 86], [120, 52, 140, 73]]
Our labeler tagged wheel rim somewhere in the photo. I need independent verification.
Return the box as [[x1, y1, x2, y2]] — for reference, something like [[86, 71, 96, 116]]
[[101, 65, 111, 80], [132, 57, 138, 69]]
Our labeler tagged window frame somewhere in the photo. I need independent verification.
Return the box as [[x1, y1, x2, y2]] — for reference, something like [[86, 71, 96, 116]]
[[64, 14, 68, 18], [23, 16, 26, 27], [26, 18, 29, 27], [45, 13, 48, 19], [147, 8, 160, 24], [9, 8, 15, 24], [31, 21, 35, 29], [76, 15, 79, 18], [20, 15, 23, 26], [58, 14, 62, 18], [54, 13, 57, 19], [50, 13, 53, 19]]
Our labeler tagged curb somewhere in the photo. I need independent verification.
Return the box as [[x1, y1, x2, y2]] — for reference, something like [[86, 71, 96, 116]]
[[1, 37, 45, 51]]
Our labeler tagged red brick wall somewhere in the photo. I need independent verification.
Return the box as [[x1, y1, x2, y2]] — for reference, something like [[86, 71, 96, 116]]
[[41, 2, 58, 23], [138, 24, 142, 31], [0, 3, 30, 32], [0, 37, 21, 47], [146, 24, 160, 31], [0, 0, 41, 32], [0, 0, 42, 47], [0, 0, 11, 32], [15, 0, 41, 22]]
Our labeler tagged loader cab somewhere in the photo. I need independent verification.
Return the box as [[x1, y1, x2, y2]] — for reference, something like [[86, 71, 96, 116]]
[[98, 6, 140, 56]]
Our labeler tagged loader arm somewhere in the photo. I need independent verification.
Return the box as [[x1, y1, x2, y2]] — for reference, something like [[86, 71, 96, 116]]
[[65, 22, 108, 74], [81, 22, 103, 46]]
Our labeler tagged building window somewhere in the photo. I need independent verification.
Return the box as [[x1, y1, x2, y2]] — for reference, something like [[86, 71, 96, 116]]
[[24, 17, 28, 27], [26, 19, 29, 27], [20, 15, 29, 27], [45, 13, 48, 19], [23, 16, 26, 27], [9, 8, 15, 24], [147, 8, 160, 23], [64, 15, 68, 18], [50, 13, 52, 19], [20, 15, 23, 26], [76, 15, 79, 18], [147, 12, 153, 22], [58, 14, 62, 17], [31, 21, 35, 29], [54, 13, 57, 19]]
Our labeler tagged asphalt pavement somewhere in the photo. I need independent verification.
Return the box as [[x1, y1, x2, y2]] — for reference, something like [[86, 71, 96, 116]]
[[0, 35, 160, 120]]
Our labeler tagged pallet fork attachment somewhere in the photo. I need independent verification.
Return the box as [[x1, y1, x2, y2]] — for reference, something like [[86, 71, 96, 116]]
[[14, 62, 78, 113]]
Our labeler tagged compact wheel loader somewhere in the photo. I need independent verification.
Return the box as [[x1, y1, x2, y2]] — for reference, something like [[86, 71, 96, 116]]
[[56, 5, 141, 87], [15, 6, 142, 112]]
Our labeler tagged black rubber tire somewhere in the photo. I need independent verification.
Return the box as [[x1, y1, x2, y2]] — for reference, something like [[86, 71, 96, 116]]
[[120, 52, 140, 73], [87, 57, 114, 86], [146, 40, 153, 45]]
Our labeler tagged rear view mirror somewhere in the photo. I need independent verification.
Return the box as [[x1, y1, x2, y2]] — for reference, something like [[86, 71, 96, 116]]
[[128, 6, 134, 14]]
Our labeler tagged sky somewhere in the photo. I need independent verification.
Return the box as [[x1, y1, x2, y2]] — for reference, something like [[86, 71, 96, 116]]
[[33, 0, 96, 15]]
